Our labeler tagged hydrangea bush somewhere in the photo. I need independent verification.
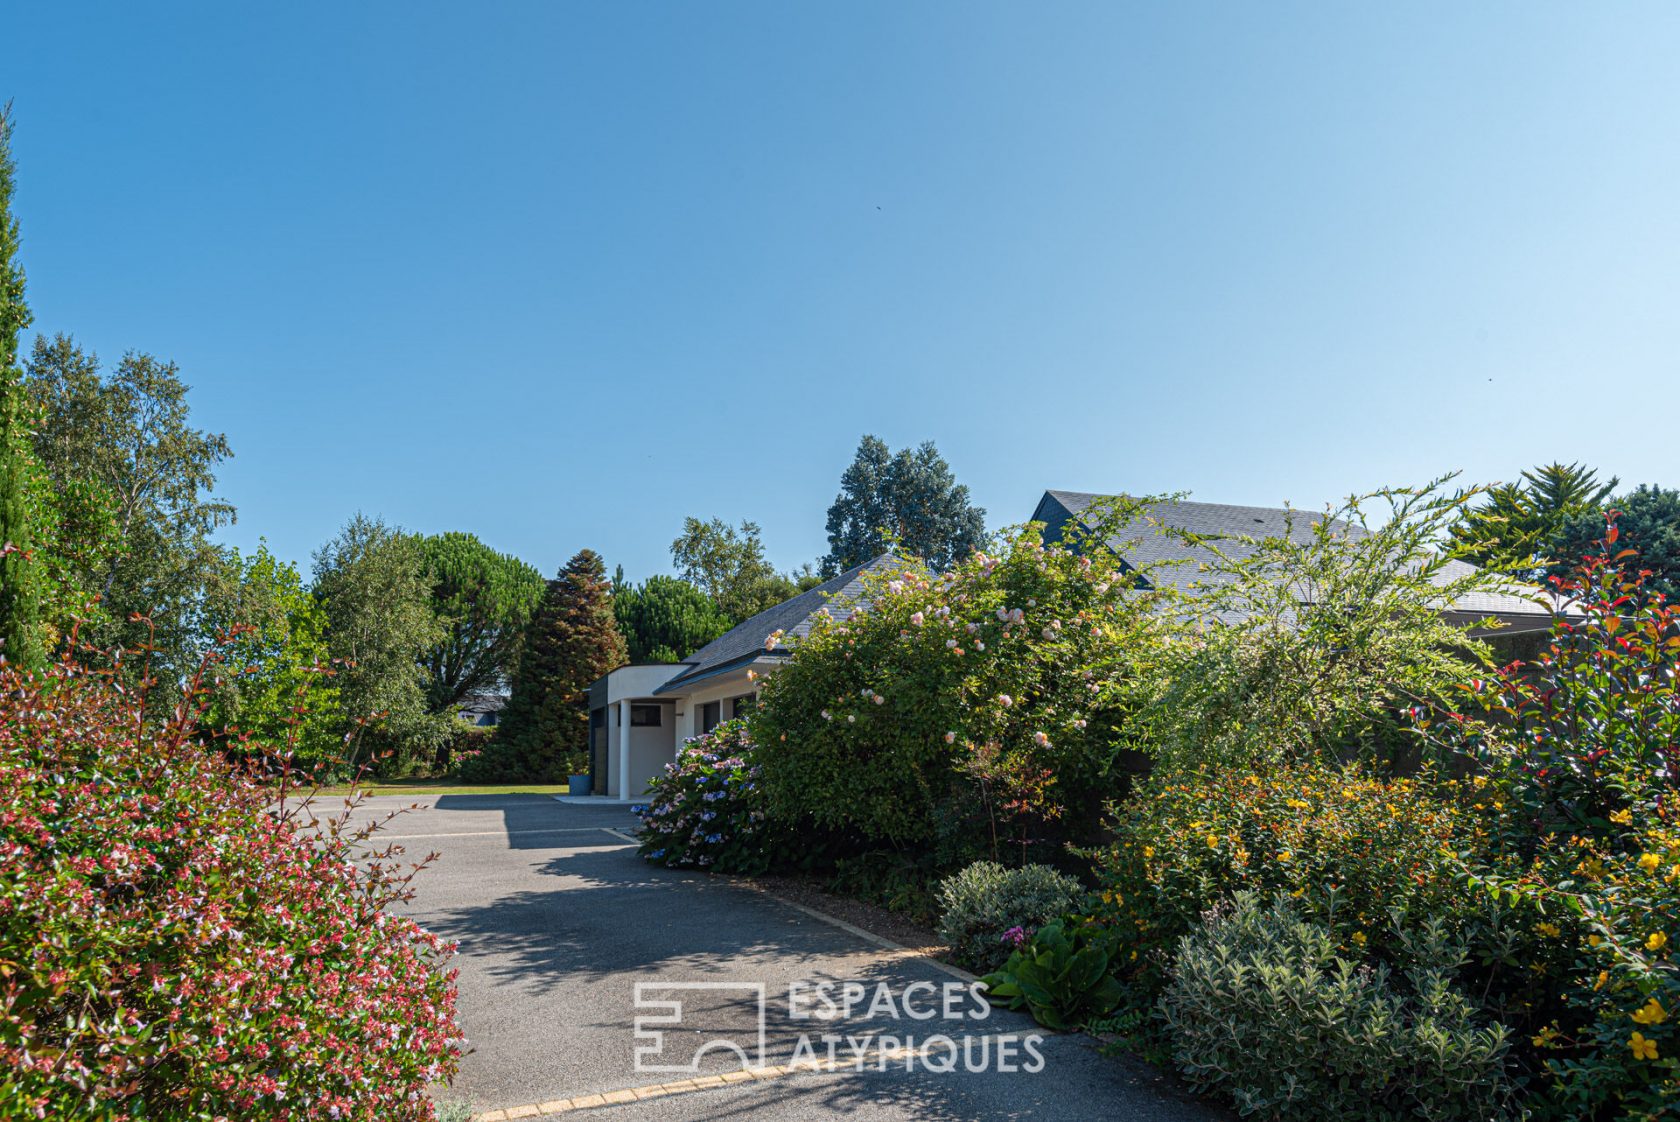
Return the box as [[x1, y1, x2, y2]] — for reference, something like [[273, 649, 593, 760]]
[[0, 657, 462, 1120], [635, 720, 782, 874]]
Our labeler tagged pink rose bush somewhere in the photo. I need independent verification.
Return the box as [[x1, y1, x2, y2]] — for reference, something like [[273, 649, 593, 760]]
[[0, 657, 461, 1120], [751, 521, 1166, 861]]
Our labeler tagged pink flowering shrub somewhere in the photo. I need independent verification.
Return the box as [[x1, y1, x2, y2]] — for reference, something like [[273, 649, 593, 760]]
[[0, 657, 462, 1120], [752, 521, 1165, 860], [634, 720, 783, 875]]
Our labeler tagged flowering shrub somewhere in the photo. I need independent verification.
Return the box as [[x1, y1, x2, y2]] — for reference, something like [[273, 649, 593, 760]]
[[936, 860, 1085, 974], [1092, 762, 1503, 993], [1160, 893, 1515, 1121], [0, 658, 461, 1120], [752, 521, 1165, 860], [1418, 532, 1680, 1117], [635, 720, 783, 874]]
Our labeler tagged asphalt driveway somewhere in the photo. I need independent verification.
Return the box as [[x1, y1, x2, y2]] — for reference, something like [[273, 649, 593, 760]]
[[354, 794, 1220, 1120]]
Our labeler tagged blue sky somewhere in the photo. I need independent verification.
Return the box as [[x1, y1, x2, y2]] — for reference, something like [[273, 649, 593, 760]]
[[6, 3, 1678, 581]]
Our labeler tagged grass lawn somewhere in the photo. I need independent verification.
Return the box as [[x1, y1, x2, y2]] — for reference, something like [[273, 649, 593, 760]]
[[303, 778, 572, 798]]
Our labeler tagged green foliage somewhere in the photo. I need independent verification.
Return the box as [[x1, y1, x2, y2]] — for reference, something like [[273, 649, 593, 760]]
[[752, 523, 1163, 858], [478, 548, 626, 781], [613, 571, 730, 663], [0, 107, 42, 669], [821, 434, 987, 576], [24, 333, 235, 683], [936, 860, 1085, 974], [1090, 763, 1509, 1000], [200, 542, 343, 772], [418, 531, 543, 714], [1135, 478, 1504, 773], [1160, 893, 1515, 1122], [1451, 461, 1616, 571], [313, 514, 447, 770], [0, 655, 461, 1119], [634, 720, 786, 873], [1559, 487, 1680, 599], [670, 516, 804, 624], [980, 917, 1126, 1031]]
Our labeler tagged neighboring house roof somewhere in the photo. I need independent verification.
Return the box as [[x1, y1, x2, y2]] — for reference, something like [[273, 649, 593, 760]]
[[1033, 489, 1561, 628], [653, 554, 898, 694], [458, 691, 509, 715]]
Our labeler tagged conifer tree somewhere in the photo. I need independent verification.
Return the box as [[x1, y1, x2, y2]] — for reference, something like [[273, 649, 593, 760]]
[[0, 108, 42, 669], [488, 549, 627, 780]]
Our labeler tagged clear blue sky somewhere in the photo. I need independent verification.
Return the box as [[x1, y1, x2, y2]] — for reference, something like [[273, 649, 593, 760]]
[[6, 3, 1678, 581]]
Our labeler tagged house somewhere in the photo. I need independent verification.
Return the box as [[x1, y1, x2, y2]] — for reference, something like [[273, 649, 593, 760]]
[[1030, 489, 1563, 638], [457, 691, 508, 728], [582, 555, 897, 798], [579, 489, 1564, 799]]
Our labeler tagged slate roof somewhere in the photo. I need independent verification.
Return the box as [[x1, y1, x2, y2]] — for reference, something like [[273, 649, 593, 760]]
[[1034, 489, 1561, 626], [654, 554, 899, 694]]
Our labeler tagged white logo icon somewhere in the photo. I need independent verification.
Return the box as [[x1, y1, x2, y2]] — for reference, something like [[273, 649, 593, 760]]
[[632, 982, 767, 1073]]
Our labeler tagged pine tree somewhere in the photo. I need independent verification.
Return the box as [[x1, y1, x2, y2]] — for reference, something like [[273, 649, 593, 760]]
[[0, 107, 42, 669], [1450, 462, 1617, 571], [614, 573, 730, 663], [487, 549, 627, 780]]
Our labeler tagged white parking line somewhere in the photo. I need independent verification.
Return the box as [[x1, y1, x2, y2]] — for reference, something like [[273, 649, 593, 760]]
[[373, 827, 633, 841]]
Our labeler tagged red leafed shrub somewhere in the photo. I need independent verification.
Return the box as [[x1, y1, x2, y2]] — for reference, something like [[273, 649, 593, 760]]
[[0, 655, 462, 1120]]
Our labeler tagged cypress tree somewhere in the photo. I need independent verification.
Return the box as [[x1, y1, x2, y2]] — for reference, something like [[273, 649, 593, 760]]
[[0, 107, 42, 669], [487, 549, 627, 781]]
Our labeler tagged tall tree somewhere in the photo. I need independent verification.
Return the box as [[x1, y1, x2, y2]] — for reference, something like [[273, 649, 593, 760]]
[[0, 107, 41, 668], [1450, 461, 1617, 570], [200, 541, 341, 770], [671, 517, 800, 623], [418, 531, 544, 714], [613, 572, 731, 663], [312, 514, 445, 769], [490, 549, 627, 780], [24, 334, 234, 673], [1558, 484, 1680, 598], [822, 435, 986, 576]]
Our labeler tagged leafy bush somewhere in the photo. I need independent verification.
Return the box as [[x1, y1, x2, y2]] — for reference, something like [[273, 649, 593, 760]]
[[1418, 535, 1680, 1117], [1134, 479, 1503, 773], [1160, 893, 1515, 1122], [635, 720, 784, 874], [0, 658, 462, 1119], [937, 860, 1084, 973], [980, 917, 1125, 1031], [1092, 762, 1500, 994], [752, 521, 1165, 862]]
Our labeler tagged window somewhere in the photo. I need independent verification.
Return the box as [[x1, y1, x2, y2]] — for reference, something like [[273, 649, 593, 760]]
[[699, 700, 722, 732], [630, 704, 662, 727], [730, 694, 757, 718]]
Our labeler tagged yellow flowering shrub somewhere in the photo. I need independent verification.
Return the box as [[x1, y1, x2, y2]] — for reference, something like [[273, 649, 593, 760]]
[[1091, 763, 1496, 985]]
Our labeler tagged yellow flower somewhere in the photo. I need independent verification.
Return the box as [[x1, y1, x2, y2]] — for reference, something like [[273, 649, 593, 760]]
[[1350, 931, 1367, 947], [1630, 1032, 1659, 1061], [1536, 922, 1561, 938], [1648, 932, 1669, 953], [1277, 850, 1293, 862], [1290, 887, 1306, 898], [1594, 970, 1609, 991], [1633, 998, 1669, 1026], [1640, 853, 1662, 872], [1205, 835, 1219, 850], [1588, 934, 1603, 947], [1610, 808, 1633, 826], [1532, 1024, 1560, 1048], [1142, 845, 1155, 859]]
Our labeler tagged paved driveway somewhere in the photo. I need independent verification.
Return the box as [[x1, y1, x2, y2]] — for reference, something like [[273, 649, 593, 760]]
[[357, 794, 1220, 1120]]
